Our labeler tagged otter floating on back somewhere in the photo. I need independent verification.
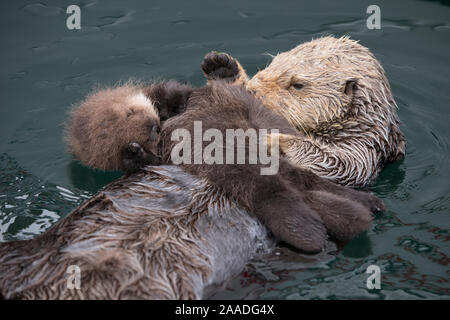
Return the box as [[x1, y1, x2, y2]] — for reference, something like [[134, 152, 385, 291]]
[[0, 81, 383, 299], [66, 79, 383, 252], [202, 36, 406, 187], [0, 36, 400, 299]]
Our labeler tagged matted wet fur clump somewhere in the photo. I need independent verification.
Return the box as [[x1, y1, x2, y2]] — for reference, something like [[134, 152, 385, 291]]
[[202, 36, 406, 187]]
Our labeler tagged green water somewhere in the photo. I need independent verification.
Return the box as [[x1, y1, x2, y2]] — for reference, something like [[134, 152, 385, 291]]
[[0, 0, 449, 299]]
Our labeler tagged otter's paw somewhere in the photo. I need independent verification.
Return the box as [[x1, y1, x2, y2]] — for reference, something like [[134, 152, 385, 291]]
[[201, 52, 240, 81], [265, 133, 298, 155], [121, 142, 162, 174]]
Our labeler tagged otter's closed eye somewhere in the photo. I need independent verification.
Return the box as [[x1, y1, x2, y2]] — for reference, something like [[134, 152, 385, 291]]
[[290, 83, 304, 90]]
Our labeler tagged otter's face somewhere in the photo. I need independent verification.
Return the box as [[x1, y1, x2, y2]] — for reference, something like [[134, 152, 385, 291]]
[[246, 37, 385, 134], [123, 92, 161, 156]]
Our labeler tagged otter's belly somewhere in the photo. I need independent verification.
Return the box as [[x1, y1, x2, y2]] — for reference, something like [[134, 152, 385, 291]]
[[0, 166, 272, 299]]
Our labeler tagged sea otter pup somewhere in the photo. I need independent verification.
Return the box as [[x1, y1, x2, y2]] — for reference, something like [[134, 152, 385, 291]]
[[66, 81, 193, 172], [67, 79, 383, 253], [66, 83, 162, 171], [201, 36, 406, 187]]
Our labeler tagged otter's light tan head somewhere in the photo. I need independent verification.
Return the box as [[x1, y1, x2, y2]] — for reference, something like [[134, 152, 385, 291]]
[[247, 36, 405, 162]]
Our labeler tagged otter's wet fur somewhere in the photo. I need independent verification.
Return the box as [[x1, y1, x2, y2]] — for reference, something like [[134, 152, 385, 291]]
[[0, 166, 272, 299], [0, 81, 382, 299], [202, 36, 406, 187], [68, 80, 381, 252], [156, 81, 382, 251]]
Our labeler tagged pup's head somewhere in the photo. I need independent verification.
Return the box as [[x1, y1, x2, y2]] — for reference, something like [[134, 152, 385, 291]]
[[119, 90, 161, 154], [67, 84, 161, 171], [247, 36, 405, 162]]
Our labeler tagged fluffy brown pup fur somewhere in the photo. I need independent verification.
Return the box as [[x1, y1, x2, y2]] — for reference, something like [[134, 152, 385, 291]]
[[123, 80, 383, 252], [66, 81, 193, 173], [66, 83, 162, 172], [202, 36, 406, 187]]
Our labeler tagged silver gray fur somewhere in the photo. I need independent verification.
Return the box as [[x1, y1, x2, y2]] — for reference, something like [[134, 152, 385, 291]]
[[0, 165, 272, 299]]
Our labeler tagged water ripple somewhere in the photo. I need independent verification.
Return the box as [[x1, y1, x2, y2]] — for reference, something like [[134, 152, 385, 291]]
[[22, 2, 63, 16], [0, 154, 89, 241]]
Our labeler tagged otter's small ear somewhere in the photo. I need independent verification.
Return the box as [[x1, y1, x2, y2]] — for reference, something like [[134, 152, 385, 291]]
[[344, 80, 357, 96]]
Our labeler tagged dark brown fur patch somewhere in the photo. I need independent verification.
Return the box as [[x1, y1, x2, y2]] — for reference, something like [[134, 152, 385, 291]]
[[155, 81, 381, 252]]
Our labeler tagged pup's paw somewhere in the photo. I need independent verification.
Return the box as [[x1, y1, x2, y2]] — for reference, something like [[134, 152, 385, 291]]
[[201, 52, 240, 81], [121, 142, 162, 174], [127, 142, 145, 156]]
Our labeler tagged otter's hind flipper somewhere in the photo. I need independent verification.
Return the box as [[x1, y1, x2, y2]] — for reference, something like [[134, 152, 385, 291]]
[[282, 165, 385, 213], [304, 190, 373, 242], [255, 191, 327, 254]]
